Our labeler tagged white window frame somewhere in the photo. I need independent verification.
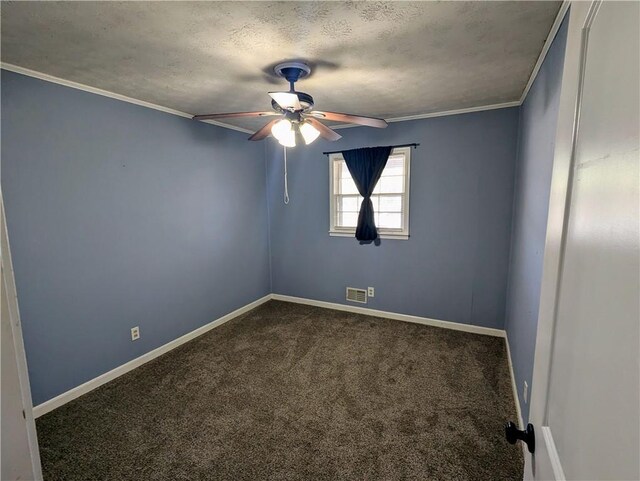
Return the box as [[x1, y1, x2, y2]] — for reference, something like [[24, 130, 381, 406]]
[[329, 146, 411, 240]]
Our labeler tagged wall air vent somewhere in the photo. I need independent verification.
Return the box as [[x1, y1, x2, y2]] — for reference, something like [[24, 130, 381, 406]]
[[346, 287, 367, 304]]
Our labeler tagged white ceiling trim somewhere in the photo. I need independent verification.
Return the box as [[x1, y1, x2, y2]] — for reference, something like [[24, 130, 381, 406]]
[[0, 4, 568, 137], [387, 101, 522, 122], [518, 1, 570, 103], [331, 100, 522, 130], [0, 62, 254, 134]]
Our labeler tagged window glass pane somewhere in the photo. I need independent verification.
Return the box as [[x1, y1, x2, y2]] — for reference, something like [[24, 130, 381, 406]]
[[339, 212, 358, 227], [378, 212, 402, 229], [338, 196, 360, 212], [340, 166, 352, 179], [339, 177, 359, 195], [378, 195, 402, 212], [375, 175, 404, 194], [384, 155, 405, 176]]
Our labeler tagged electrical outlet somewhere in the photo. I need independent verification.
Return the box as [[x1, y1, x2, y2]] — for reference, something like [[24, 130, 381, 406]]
[[523, 381, 529, 404], [368, 287, 375, 297], [131, 326, 140, 341]]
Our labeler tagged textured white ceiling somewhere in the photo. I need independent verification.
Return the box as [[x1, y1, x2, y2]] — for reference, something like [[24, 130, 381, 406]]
[[1, 1, 561, 132]]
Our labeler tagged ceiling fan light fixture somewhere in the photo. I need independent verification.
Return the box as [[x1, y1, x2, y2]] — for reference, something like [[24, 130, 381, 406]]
[[279, 130, 296, 148], [194, 60, 387, 144], [271, 119, 296, 147], [299, 121, 321, 145]]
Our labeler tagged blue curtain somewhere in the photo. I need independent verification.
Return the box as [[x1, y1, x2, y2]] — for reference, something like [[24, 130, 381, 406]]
[[342, 146, 393, 242]]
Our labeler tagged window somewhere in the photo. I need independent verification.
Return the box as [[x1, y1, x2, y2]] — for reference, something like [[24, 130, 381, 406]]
[[329, 146, 410, 239]]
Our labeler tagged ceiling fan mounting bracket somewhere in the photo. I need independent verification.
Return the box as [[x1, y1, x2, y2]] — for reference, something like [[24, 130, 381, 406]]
[[273, 61, 311, 85]]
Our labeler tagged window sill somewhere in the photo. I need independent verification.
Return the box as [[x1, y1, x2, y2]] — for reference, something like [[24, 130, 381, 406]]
[[329, 231, 409, 240]]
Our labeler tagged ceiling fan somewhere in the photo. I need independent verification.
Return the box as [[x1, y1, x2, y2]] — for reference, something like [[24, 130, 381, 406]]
[[193, 61, 388, 147]]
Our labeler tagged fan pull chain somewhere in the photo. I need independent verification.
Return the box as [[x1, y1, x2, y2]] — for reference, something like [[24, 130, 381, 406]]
[[283, 146, 290, 205]]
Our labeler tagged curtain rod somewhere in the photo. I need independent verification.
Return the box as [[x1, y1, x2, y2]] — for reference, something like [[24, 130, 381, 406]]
[[322, 143, 420, 156]]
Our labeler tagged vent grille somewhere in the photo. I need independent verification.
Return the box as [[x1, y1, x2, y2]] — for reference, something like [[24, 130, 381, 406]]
[[346, 287, 367, 304]]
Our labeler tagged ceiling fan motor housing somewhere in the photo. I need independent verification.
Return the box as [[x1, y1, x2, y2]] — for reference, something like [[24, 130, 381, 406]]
[[271, 91, 314, 112]]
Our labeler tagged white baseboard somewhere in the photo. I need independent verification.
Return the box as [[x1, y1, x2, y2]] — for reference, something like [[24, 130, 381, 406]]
[[34, 293, 509, 417], [271, 294, 506, 338], [505, 334, 524, 430], [32, 294, 272, 418]]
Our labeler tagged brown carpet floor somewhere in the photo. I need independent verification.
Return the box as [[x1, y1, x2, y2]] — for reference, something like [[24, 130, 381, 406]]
[[36, 300, 523, 480]]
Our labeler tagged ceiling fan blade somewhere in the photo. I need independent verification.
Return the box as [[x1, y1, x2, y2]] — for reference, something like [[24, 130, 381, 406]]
[[193, 111, 278, 121], [305, 117, 342, 141], [309, 111, 388, 128], [268, 92, 302, 111], [248, 119, 281, 141]]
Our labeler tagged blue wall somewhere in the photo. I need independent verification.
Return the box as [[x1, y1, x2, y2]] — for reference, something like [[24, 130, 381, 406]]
[[3, 34, 568, 408], [266, 108, 519, 329], [504, 15, 569, 422], [1, 71, 271, 405]]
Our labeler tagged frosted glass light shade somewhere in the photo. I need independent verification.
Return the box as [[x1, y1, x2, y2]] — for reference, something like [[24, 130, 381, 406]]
[[271, 119, 295, 147], [278, 130, 296, 147], [299, 122, 320, 145]]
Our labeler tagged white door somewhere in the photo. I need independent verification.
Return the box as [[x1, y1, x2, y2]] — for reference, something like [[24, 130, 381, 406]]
[[525, 1, 639, 480], [1, 192, 43, 480]]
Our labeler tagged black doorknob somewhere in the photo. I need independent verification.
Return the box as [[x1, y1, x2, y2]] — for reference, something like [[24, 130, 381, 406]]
[[505, 421, 535, 453]]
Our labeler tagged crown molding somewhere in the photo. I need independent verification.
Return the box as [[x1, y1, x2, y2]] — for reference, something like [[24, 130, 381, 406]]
[[518, 1, 570, 104], [3, 61, 519, 133], [0, 63, 254, 134], [329, 100, 521, 130], [386, 100, 522, 123], [334, 1, 569, 130], [2, 2, 568, 137]]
